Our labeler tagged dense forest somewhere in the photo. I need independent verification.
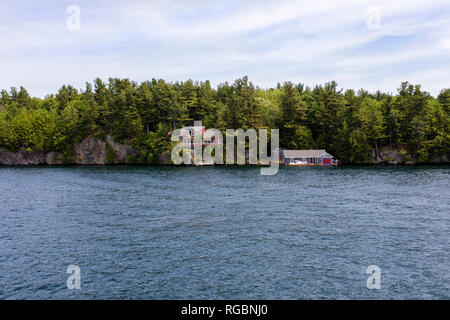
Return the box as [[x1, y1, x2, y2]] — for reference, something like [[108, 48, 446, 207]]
[[0, 76, 448, 164]]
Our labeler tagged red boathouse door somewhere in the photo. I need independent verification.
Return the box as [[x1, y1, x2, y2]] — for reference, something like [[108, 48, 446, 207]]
[[323, 158, 331, 165]]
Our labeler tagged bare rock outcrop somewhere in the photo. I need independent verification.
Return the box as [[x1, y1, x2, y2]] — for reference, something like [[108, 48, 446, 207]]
[[46, 152, 64, 165], [373, 143, 449, 164], [1, 135, 139, 165], [0, 149, 47, 165], [73, 137, 106, 164], [73, 135, 139, 164], [105, 135, 138, 164]]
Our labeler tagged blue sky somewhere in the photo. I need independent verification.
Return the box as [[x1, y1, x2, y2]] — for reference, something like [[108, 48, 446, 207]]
[[0, 0, 449, 97]]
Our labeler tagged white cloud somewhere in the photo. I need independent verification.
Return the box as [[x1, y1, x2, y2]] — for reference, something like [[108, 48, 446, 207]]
[[0, 0, 449, 96], [440, 37, 450, 49]]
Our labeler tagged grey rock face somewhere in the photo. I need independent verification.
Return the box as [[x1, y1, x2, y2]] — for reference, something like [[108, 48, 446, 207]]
[[73, 137, 106, 164], [0, 135, 139, 165], [0, 149, 46, 165], [105, 135, 138, 164], [45, 152, 64, 165]]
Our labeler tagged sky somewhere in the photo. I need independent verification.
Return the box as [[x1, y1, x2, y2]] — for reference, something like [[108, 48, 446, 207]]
[[0, 0, 449, 97]]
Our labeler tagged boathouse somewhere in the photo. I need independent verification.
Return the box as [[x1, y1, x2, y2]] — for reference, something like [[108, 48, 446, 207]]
[[280, 149, 336, 166]]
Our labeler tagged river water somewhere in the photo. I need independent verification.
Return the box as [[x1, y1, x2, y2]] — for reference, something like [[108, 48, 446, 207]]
[[0, 165, 449, 299]]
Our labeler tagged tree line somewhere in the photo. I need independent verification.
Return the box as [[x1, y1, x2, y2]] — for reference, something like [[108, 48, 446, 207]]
[[0, 76, 448, 164]]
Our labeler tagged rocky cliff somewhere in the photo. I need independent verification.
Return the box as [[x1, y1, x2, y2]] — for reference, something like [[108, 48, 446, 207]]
[[373, 143, 449, 165], [1, 139, 448, 166], [0, 135, 139, 165]]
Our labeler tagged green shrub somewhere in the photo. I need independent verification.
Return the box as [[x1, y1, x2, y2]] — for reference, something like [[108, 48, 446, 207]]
[[105, 142, 115, 165]]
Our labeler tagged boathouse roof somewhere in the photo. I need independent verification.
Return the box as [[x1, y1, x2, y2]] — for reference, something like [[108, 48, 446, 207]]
[[282, 150, 332, 158]]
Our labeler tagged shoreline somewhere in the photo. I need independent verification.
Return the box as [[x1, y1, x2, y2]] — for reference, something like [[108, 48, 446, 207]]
[[1, 162, 449, 167], [1, 136, 448, 167]]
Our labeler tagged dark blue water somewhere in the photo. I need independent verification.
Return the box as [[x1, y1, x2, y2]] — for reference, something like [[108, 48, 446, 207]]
[[0, 165, 449, 299]]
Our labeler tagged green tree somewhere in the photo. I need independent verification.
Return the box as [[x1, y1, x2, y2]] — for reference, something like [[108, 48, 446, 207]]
[[357, 98, 385, 159]]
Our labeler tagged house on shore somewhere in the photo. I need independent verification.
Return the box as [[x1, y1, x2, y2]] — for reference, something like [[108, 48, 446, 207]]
[[178, 125, 218, 149], [280, 149, 337, 166]]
